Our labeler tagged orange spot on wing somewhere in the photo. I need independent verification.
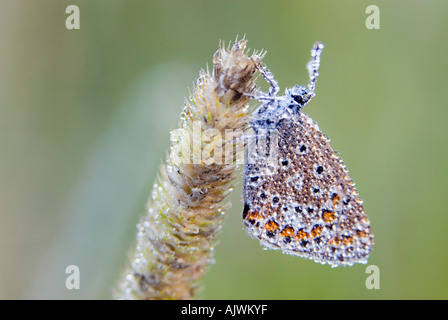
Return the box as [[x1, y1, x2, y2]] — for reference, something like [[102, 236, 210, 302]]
[[280, 226, 295, 237], [265, 220, 279, 232], [330, 236, 354, 246], [329, 238, 340, 245], [332, 194, 340, 207], [295, 229, 309, 241], [356, 230, 369, 238], [322, 210, 336, 223], [342, 236, 354, 245], [310, 226, 323, 238], [247, 211, 263, 222]]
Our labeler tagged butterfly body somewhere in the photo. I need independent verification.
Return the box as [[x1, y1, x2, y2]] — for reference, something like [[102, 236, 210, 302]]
[[242, 43, 373, 267]]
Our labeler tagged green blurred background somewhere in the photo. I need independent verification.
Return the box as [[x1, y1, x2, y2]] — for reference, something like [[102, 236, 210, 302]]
[[1, 0, 447, 299]]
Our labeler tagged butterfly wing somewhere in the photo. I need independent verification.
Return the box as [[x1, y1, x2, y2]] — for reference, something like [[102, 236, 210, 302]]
[[243, 112, 373, 267]]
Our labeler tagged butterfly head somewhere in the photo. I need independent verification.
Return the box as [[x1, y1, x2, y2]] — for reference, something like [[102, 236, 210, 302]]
[[285, 85, 314, 111]]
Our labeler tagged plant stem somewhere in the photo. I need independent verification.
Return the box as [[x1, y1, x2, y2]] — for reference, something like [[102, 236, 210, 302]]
[[114, 39, 263, 300]]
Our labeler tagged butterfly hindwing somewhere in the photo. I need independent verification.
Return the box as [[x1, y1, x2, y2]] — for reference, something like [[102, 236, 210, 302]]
[[243, 111, 373, 267]]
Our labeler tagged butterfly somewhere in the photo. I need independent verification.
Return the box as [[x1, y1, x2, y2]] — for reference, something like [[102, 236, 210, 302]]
[[242, 42, 373, 267]]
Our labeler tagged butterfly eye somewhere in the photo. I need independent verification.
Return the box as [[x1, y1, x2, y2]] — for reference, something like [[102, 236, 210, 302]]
[[291, 94, 305, 105]]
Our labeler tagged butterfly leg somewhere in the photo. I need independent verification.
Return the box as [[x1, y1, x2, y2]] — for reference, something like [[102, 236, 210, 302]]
[[245, 89, 274, 102], [252, 61, 279, 98]]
